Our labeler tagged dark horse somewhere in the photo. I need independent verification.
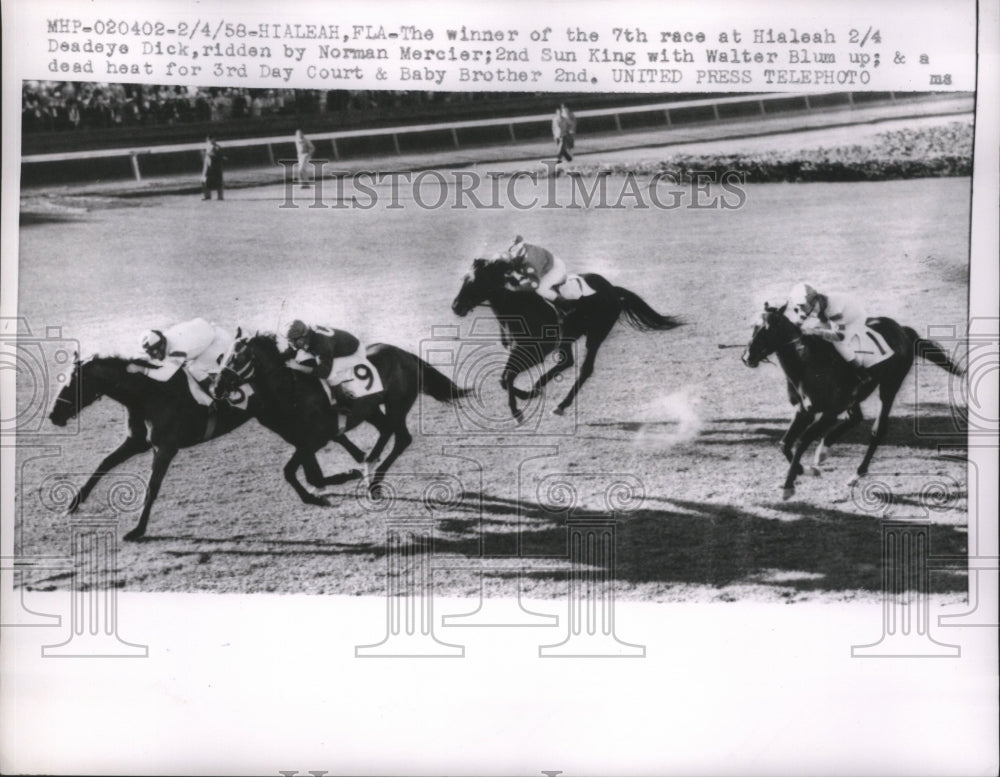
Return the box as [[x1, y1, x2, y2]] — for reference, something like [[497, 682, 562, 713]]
[[48, 355, 253, 540], [212, 333, 470, 498], [743, 303, 964, 499], [451, 258, 682, 420]]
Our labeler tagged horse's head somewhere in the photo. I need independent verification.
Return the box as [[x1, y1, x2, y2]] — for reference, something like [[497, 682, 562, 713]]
[[211, 334, 255, 400], [48, 353, 113, 426], [743, 303, 795, 368], [451, 258, 511, 317]]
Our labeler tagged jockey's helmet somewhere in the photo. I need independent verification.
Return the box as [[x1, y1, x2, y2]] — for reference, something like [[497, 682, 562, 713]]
[[140, 329, 166, 360], [788, 282, 819, 322], [286, 319, 310, 349]]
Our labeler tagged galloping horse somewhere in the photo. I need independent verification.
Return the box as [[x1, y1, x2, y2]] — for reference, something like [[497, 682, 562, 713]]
[[451, 258, 682, 421], [212, 333, 470, 498], [48, 355, 253, 540], [743, 303, 964, 499]]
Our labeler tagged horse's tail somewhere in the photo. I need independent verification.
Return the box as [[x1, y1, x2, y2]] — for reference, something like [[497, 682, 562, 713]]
[[911, 330, 965, 377], [615, 287, 683, 332], [418, 358, 473, 402]]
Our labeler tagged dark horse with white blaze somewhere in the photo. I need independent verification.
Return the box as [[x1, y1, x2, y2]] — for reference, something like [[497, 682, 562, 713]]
[[743, 303, 964, 499], [211, 333, 470, 498], [451, 258, 682, 421], [48, 355, 254, 540]]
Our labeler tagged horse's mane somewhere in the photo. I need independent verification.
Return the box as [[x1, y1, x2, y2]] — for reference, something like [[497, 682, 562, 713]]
[[764, 308, 840, 359], [247, 332, 282, 356], [474, 256, 515, 280]]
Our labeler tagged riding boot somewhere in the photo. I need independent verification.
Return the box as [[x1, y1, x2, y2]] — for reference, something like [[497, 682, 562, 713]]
[[197, 378, 217, 408], [545, 297, 568, 325]]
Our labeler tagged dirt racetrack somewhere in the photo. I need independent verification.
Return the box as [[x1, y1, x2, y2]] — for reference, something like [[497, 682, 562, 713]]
[[14, 169, 970, 602]]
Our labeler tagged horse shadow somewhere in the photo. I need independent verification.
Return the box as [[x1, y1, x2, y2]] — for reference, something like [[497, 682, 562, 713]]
[[426, 492, 968, 596], [695, 414, 967, 451]]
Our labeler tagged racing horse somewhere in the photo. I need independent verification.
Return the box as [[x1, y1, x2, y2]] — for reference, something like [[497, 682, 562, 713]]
[[742, 303, 965, 499], [212, 333, 470, 499], [451, 258, 682, 421], [48, 354, 255, 541]]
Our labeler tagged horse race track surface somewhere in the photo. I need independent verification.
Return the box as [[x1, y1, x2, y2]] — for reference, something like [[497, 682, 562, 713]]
[[15, 171, 970, 603]]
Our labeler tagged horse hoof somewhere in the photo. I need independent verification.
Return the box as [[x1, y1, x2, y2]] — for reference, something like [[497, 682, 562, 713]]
[[847, 474, 862, 488], [816, 450, 828, 465], [329, 469, 362, 485], [305, 495, 328, 507], [782, 487, 795, 501], [122, 529, 145, 542], [807, 466, 822, 477], [513, 411, 524, 425], [553, 406, 565, 416]]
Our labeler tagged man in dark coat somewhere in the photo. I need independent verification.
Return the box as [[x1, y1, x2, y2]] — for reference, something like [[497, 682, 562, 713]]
[[201, 136, 225, 200]]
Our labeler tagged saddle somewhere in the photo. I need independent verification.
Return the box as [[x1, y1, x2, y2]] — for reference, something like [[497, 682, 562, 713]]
[[557, 274, 597, 300]]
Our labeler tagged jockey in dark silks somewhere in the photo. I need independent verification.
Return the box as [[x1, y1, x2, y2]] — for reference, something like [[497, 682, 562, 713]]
[[284, 319, 382, 405], [495, 235, 578, 322]]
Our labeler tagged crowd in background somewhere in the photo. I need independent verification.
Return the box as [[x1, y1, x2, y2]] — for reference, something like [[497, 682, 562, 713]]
[[22, 81, 527, 133]]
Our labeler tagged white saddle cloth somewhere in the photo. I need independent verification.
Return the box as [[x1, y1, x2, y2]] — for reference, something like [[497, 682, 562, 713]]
[[558, 274, 597, 301]]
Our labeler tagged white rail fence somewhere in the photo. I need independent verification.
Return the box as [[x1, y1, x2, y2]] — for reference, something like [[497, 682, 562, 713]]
[[22, 91, 969, 182]]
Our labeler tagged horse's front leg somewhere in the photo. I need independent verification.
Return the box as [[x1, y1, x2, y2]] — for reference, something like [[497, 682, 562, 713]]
[[779, 408, 814, 476], [499, 320, 512, 350], [123, 444, 177, 541], [500, 345, 535, 423], [501, 365, 522, 423], [68, 434, 151, 514], [782, 412, 839, 500]]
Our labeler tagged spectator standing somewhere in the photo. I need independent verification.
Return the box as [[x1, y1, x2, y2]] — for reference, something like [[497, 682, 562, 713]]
[[201, 136, 226, 200], [552, 103, 577, 163], [294, 129, 316, 185]]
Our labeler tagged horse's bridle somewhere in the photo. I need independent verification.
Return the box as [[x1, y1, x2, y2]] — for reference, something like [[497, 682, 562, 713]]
[[744, 319, 802, 366], [218, 354, 255, 389]]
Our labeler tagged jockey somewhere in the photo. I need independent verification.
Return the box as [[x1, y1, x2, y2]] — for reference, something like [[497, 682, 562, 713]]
[[132, 317, 233, 405], [498, 236, 569, 306], [786, 282, 891, 379], [283, 319, 382, 405]]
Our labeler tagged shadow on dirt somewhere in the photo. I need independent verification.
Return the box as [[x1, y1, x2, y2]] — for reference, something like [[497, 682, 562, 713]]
[[141, 488, 966, 596], [694, 414, 967, 450], [20, 211, 85, 226]]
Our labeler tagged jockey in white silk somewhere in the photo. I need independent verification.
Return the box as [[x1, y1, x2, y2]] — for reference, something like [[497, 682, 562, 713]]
[[137, 318, 233, 404], [786, 283, 892, 369]]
